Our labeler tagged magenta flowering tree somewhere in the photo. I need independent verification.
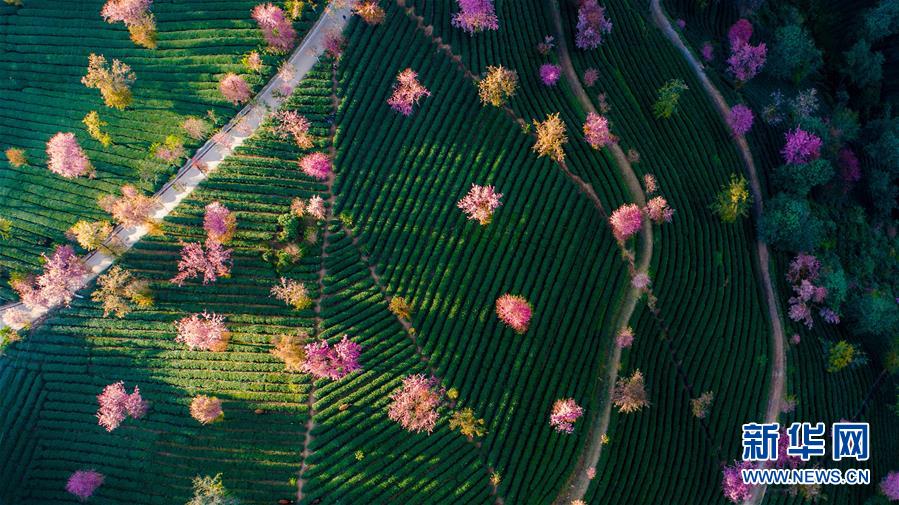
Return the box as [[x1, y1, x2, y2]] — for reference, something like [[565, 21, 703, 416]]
[[583, 68, 599, 87], [721, 461, 754, 503], [219, 73, 252, 105], [274, 110, 313, 149], [97, 381, 148, 432], [644, 196, 674, 224], [575, 0, 612, 50], [175, 312, 229, 352], [302, 336, 362, 380], [616, 326, 634, 348], [251, 3, 296, 53], [785, 253, 834, 328], [727, 43, 767, 83], [46, 133, 94, 179], [171, 240, 232, 285], [539, 63, 561, 86], [388, 68, 430, 116], [451, 0, 498, 34], [12, 245, 87, 310], [701, 42, 714, 62], [204, 202, 236, 244], [782, 128, 822, 165], [299, 152, 332, 180], [457, 184, 503, 225], [881, 471, 899, 501], [190, 395, 223, 424], [495, 294, 533, 333], [66, 470, 105, 501], [728, 19, 753, 48], [583, 112, 616, 149], [549, 398, 583, 433], [609, 203, 643, 242], [727, 104, 754, 136], [388, 374, 444, 433]]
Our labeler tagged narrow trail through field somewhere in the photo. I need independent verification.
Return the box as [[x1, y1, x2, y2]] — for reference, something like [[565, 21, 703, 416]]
[[0, 3, 354, 330], [649, 2, 787, 503]]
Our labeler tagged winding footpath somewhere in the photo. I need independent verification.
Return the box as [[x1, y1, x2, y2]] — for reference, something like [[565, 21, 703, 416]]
[[0, 3, 353, 330], [649, 1, 786, 503], [546, 2, 654, 503]]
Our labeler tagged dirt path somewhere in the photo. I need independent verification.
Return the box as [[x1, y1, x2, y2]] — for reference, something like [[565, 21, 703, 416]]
[[649, 2, 786, 503], [0, 3, 354, 330]]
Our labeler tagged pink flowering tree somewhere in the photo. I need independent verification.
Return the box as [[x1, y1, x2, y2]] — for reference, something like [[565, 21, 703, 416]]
[[881, 471, 899, 501], [175, 312, 229, 352], [12, 245, 87, 310], [583, 68, 599, 87], [190, 395, 224, 424], [204, 202, 236, 244], [99, 185, 156, 228], [96, 381, 148, 431], [609, 203, 643, 243], [549, 398, 583, 433], [701, 42, 714, 62], [171, 240, 232, 285], [302, 336, 362, 380], [46, 133, 94, 179], [785, 253, 835, 328], [457, 184, 503, 225], [274, 110, 313, 149], [66, 470, 105, 501], [728, 19, 753, 48], [451, 0, 498, 34], [616, 326, 634, 348], [721, 460, 754, 503], [631, 272, 651, 290], [299, 152, 332, 180], [388, 374, 444, 433], [644, 196, 674, 224], [575, 0, 612, 50], [219, 73, 252, 105], [251, 3, 296, 53], [727, 104, 754, 136], [583, 112, 616, 149], [495, 294, 533, 333], [101, 0, 156, 48], [271, 278, 312, 310], [782, 128, 822, 165], [727, 26, 766, 83], [388, 68, 430, 116], [539, 63, 561, 86]]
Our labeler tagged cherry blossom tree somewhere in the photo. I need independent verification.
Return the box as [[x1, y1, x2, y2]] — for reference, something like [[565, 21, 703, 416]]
[[785, 253, 834, 329], [727, 42, 767, 83], [643, 174, 658, 194], [299, 152, 332, 180], [533, 113, 568, 161], [271, 331, 308, 371], [388, 374, 444, 433], [152, 135, 185, 165], [302, 336, 362, 380], [575, 0, 612, 50], [583, 112, 616, 149], [5, 147, 26, 167], [495, 294, 532, 333], [782, 128, 822, 165], [81, 54, 136, 109], [273, 110, 313, 149], [66, 470, 105, 501], [171, 240, 232, 285], [243, 50, 263, 72], [219, 73, 252, 105], [478, 65, 518, 107], [354, 1, 385, 25], [549, 398, 583, 433], [644, 196, 674, 223], [101, 0, 156, 48], [12, 245, 87, 310], [46, 133, 94, 178], [727, 104, 754, 136], [881, 471, 899, 501], [609, 203, 643, 242], [612, 369, 648, 413], [701, 42, 714, 62], [457, 184, 503, 225], [722, 460, 754, 503], [631, 272, 651, 290], [270, 278, 312, 310], [92, 266, 153, 318], [691, 391, 714, 419], [388, 68, 430, 116], [204, 202, 236, 244], [190, 395, 223, 424], [323, 30, 345, 60], [539, 63, 561, 86], [728, 19, 753, 48], [182, 117, 211, 140], [175, 312, 229, 352], [583, 68, 599, 87], [96, 381, 148, 431], [451, 0, 498, 34], [251, 3, 296, 53], [99, 185, 156, 228], [615, 326, 634, 348], [304, 195, 326, 220], [2, 308, 30, 331]]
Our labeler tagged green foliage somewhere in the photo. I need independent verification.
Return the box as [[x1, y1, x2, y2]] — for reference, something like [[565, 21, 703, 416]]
[[0, 218, 11, 240], [768, 24, 822, 83], [864, 0, 899, 41], [843, 40, 884, 89], [186, 474, 240, 505], [848, 290, 899, 339], [652, 79, 688, 119], [759, 193, 822, 251], [773, 159, 834, 197]]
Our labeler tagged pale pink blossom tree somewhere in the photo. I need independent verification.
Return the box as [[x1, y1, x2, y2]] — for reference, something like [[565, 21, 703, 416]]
[[549, 398, 583, 433], [451, 0, 498, 34], [643, 174, 658, 194], [388, 69, 430, 116], [271, 278, 312, 310], [2, 308, 31, 331], [583, 112, 616, 149], [616, 326, 634, 348], [12, 245, 87, 309], [457, 184, 503, 225], [722, 461, 754, 503], [66, 470, 105, 501], [203, 202, 236, 244], [274, 110, 313, 149], [251, 3, 296, 53], [782, 128, 822, 165], [575, 0, 612, 50], [171, 240, 232, 285], [388, 374, 444, 433], [539, 63, 561, 86], [495, 294, 532, 333], [302, 336, 362, 380], [305, 195, 326, 220], [101, 0, 156, 48], [644, 196, 674, 223], [99, 185, 156, 228], [97, 381, 148, 431], [609, 203, 643, 242], [219, 73, 252, 105], [631, 272, 651, 290], [46, 133, 94, 179], [583, 68, 599, 87], [299, 152, 332, 180], [190, 395, 223, 424], [727, 104, 754, 136], [175, 312, 229, 352]]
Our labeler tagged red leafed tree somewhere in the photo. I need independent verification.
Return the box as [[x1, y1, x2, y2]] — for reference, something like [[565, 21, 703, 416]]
[[388, 69, 430, 116], [457, 184, 503, 225], [299, 152, 332, 180], [549, 398, 583, 433], [219, 73, 252, 105], [175, 312, 229, 352], [583, 112, 615, 149], [251, 3, 296, 53], [203, 202, 236, 244], [609, 203, 643, 242], [451, 0, 498, 34], [99, 184, 156, 228], [46, 133, 94, 178], [96, 381, 148, 432], [190, 395, 223, 424], [495, 294, 533, 333], [66, 470, 105, 501], [388, 374, 444, 433], [12, 245, 87, 310], [302, 336, 362, 380], [171, 240, 232, 285]]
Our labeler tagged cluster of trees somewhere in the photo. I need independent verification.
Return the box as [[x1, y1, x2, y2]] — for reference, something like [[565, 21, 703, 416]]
[[172, 202, 234, 285], [11, 245, 87, 310], [251, 3, 296, 53]]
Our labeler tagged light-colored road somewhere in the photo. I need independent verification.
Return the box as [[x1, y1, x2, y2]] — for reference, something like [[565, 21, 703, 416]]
[[0, 4, 353, 329], [649, 2, 786, 503]]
